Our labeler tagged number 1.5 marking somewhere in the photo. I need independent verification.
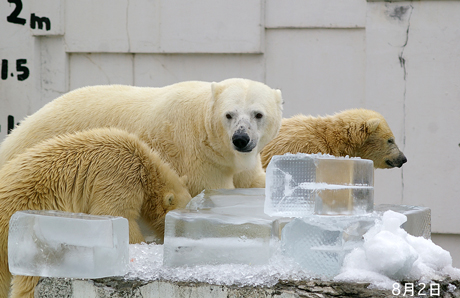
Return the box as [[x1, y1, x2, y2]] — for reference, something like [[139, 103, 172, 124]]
[[1, 59, 29, 81]]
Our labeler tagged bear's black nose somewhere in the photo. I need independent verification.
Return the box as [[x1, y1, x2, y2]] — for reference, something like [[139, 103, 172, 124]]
[[397, 155, 408, 168], [232, 133, 250, 151]]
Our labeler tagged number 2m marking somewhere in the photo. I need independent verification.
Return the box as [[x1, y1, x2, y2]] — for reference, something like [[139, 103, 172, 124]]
[[7, 0, 51, 30]]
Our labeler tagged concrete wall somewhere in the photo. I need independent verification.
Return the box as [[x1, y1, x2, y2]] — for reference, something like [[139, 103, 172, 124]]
[[1, 0, 459, 264]]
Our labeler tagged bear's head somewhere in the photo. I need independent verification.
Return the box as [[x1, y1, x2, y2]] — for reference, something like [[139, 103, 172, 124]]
[[351, 110, 407, 169], [209, 78, 283, 168], [144, 164, 191, 237], [162, 175, 191, 212]]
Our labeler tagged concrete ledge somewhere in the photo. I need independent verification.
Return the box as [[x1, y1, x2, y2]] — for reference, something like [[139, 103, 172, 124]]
[[35, 277, 460, 298]]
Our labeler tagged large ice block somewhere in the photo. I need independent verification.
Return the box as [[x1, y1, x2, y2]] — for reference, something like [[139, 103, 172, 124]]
[[164, 204, 280, 267], [265, 153, 374, 217], [374, 204, 431, 239], [8, 210, 129, 278], [186, 188, 267, 216], [281, 215, 377, 278]]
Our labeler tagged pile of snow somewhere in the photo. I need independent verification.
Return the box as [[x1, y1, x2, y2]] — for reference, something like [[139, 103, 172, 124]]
[[126, 211, 460, 289], [335, 211, 460, 288]]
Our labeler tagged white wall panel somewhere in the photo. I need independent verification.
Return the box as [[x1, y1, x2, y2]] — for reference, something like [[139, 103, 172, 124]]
[[134, 54, 264, 87], [266, 0, 366, 28], [69, 54, 133, 90], [159, 0, 263, 53], [265, 29, 366, 118], [365, 3, 412, 207], [66, 0, 162, 53], [38, 36, 68, 105], [127, 0, 161, 53], [65, 0, 131, 52], [402, 1, 460, 233]]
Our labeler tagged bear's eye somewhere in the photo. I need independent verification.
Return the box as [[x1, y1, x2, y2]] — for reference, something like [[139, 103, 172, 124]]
[[387, 138, 394, 144], [255, 112, 263, 119], [226, 113, 232, 120]]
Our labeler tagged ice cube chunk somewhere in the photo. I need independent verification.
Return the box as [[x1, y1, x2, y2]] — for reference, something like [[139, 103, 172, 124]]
[[8, 210, 129, 278], [163, 209, 280, 267], [281, 214, 377, 278], [265, 153, 374, 217], [374, 204, 431, 239], [186, 188, 267, 216]]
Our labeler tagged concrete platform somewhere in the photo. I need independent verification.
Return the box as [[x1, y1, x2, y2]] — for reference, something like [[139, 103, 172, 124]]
[[35, 277, 460, 298]]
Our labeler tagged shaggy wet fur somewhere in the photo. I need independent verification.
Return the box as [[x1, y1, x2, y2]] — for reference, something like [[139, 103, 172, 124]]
[[0, 128, 191, 298]]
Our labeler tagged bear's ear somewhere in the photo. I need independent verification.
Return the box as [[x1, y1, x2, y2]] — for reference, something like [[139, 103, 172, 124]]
[[211, 81, 223, 102], [163, 193, 175, 207], [179, 175, 188, 185], [365, 118, 381, 134], [275, 89, 284, 106]]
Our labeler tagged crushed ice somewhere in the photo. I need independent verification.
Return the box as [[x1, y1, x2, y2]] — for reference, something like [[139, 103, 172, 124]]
[[125, 211, 460, 289], [125, 243, 311, 287]]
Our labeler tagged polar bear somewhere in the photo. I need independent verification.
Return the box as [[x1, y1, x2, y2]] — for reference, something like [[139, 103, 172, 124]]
[[0, 127, 191, 298], [260, 109, 407, 169], [0, 79, 283, 197]]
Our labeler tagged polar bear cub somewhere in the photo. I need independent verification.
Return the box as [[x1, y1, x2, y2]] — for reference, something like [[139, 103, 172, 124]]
[[261, 109, 407, 169], [0, 128, 191, 298]]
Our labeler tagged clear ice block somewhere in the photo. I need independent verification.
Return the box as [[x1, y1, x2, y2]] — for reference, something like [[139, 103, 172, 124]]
[[164, 188, 284, 267], [281, 215, 377, 278], [8, 210, 129, 278], [374, 204, 431, 239], [186, 188, 267, 216], [265, 153, 374, 217], [163, 209, 280, 266]]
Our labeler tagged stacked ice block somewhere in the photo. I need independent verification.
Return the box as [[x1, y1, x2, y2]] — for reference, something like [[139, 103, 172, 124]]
[[163, 188, 281, 266], [265, 153, 374, 217], [8, 210, 129, 278], [264, 154, 376, 277], [282, 215, 377, 278], [163, 153, 431, 279]]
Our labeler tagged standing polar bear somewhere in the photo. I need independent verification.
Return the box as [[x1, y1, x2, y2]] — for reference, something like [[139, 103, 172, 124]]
[[260, 109, 407, 169], [0, 79, 284, 197], [0, 128, 191, 298]]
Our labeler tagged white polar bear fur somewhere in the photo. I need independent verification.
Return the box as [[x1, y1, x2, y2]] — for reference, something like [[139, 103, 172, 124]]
[[0, 78, 283, 197]]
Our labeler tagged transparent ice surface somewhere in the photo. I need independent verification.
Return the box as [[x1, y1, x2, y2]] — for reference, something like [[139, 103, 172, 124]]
[[281, 214, 377, 278], [163, 209, 280, 267], [186, 188, 268, 217], [8, 210, 129, 278], [374, 204, 431, 239], [265, 153, 374, 217]]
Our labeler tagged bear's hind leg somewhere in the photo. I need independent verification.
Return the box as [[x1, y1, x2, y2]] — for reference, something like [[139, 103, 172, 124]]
[[0, 254, 12, 298], [10, 275, 40, 298]]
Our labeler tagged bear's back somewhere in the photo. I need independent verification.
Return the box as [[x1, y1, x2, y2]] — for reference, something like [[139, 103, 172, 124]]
[[0, 128, 153, 213], [0, 82, 212, 170]]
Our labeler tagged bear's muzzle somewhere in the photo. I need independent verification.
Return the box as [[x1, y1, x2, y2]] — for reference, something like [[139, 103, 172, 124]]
[[386, 152, 407, 168], [232, 130, 255, 153]]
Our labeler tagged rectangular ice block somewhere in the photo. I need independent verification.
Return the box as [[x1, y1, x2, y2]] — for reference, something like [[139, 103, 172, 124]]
[[187, 188, 267, 216], [8, 210, 129, 278], [163, 208, 280, 267], [265, 153, 374, 217], [281, 215, 377, 278], [374, 204, 431, 239]]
